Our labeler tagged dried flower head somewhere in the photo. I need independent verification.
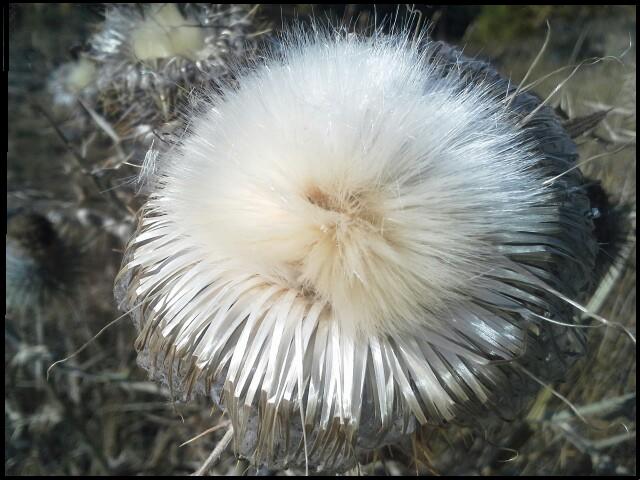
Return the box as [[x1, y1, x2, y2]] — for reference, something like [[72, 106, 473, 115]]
[[6, 212, 76, 319], [88, 3, 263, 128], [48, 56, 98, 109], [116, 29, 599, 472]]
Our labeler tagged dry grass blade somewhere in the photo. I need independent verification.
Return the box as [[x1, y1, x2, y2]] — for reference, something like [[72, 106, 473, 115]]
[[180, 420, 231, 448], [563, 109, 612, 139], [192, 427, 234, 476]]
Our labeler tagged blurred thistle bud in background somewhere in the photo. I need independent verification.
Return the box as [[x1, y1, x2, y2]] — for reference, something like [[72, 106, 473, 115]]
[[6, 211, 76, 319], [87, 3, 264, 136], [42, 3, 267, 204], [48, 57, 97, 110], [6, 210, 79, 386]]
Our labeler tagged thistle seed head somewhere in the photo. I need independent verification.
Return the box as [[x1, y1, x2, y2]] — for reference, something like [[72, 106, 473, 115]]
[[116, 29, 599, 471]]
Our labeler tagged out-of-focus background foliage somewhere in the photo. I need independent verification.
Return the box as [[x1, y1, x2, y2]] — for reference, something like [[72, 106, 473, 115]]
[[6, 4, 636, 476]]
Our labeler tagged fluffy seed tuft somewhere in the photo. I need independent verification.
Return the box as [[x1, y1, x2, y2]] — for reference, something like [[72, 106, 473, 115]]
[[117, 28, 598, 471]]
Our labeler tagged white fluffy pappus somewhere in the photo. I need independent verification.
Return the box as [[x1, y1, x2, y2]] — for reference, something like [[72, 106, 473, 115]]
[[117, 28, 598, 471]]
